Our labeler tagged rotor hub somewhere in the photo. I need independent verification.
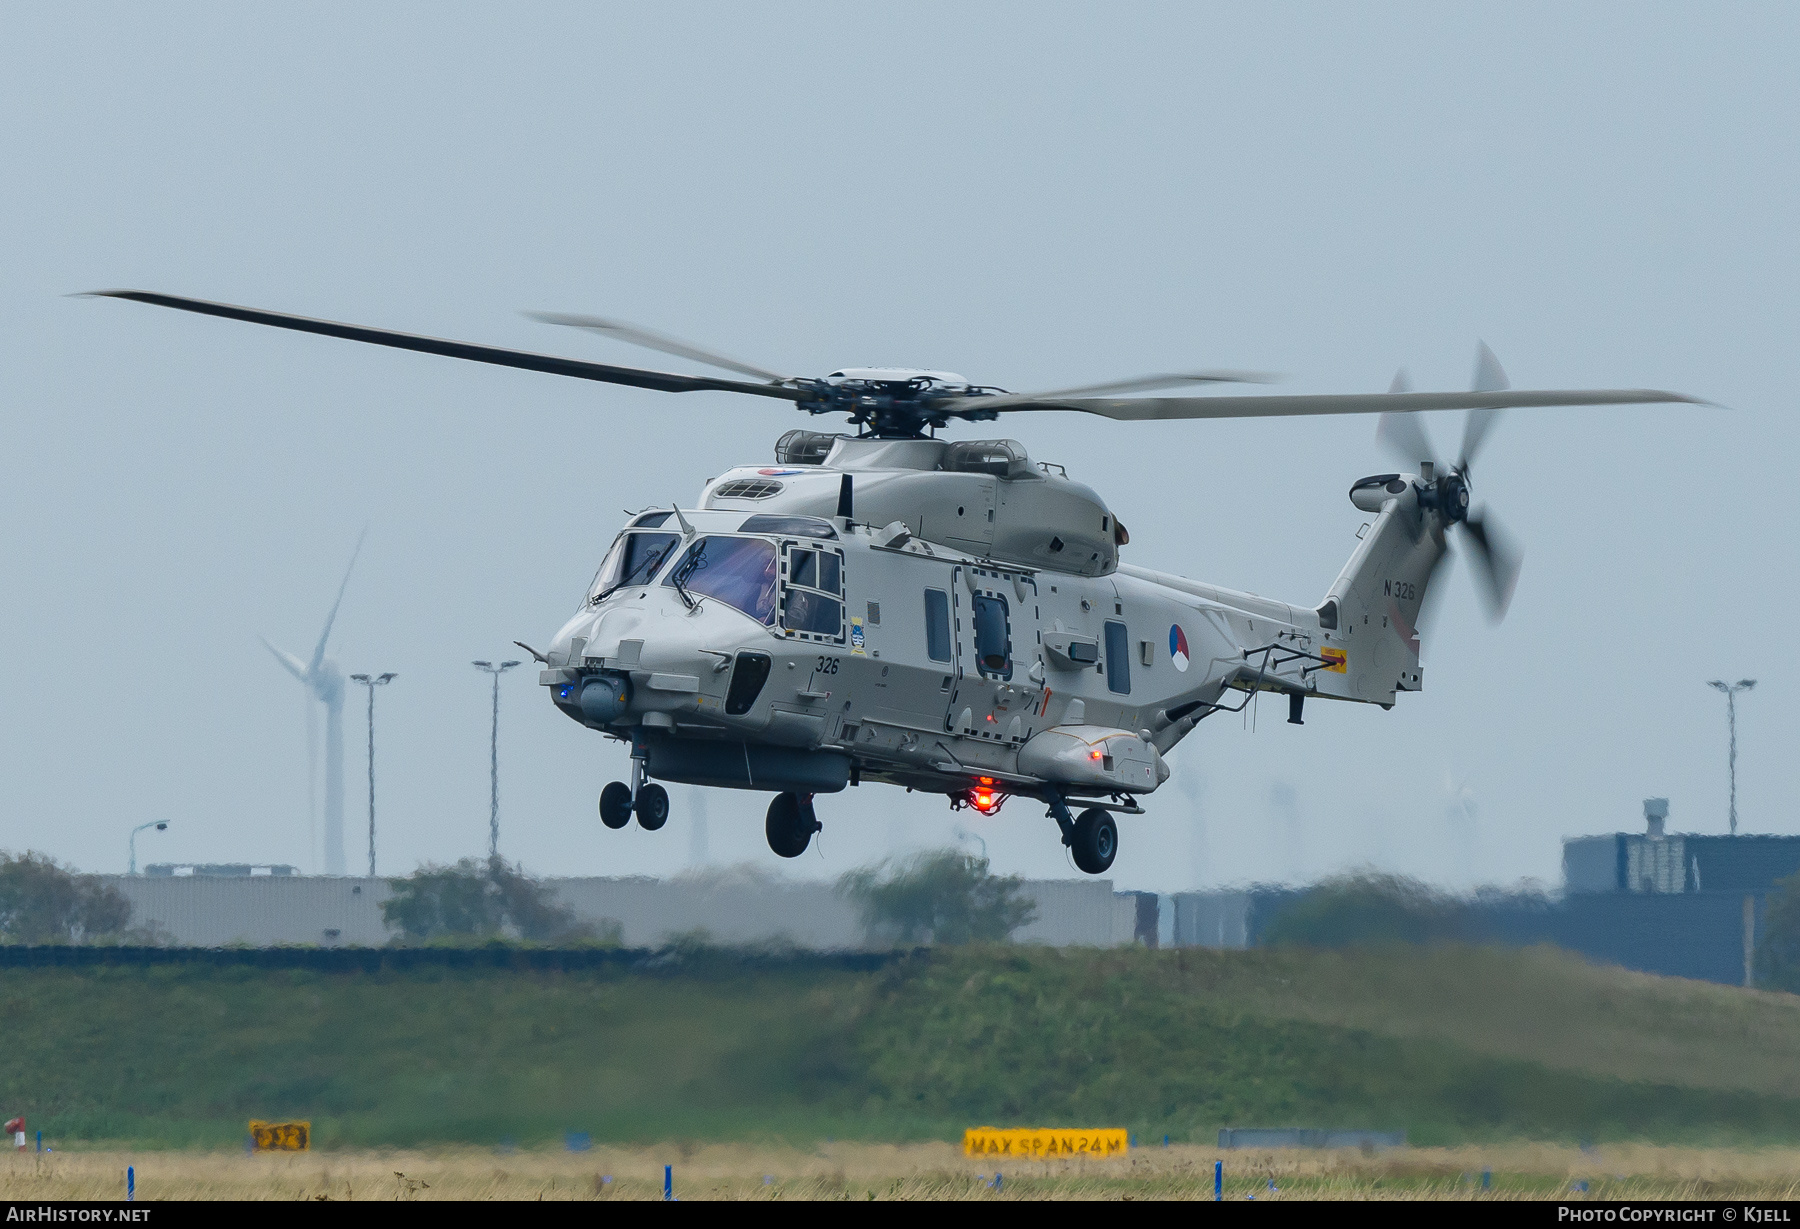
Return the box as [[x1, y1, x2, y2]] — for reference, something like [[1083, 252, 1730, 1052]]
[[796, 376, 1003, 437], [1425, 470, 1473, 523]]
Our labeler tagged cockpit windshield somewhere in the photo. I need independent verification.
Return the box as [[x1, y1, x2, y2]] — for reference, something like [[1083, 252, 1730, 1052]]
[[662, 536, 779, 624], [590, 531, 681, 601]]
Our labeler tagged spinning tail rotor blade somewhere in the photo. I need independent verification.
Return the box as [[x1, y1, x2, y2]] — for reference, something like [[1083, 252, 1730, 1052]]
[[1459, 342, 1511, 470], [1375, 368, 1438, 467], [82, 290, 803, 401], [1457, 511, 1523, 622], [1415, 536, 1457, 643], [524, 311, 793, 384]]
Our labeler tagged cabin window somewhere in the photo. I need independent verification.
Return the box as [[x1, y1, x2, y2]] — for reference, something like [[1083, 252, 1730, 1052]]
[[1104, 620, 1131, 694], [590, 531, 680, 601], [661, 536, 779, 624], [780, 545, 845, 640], [972, 594, 1012, 681], [924, 589, 952, 662]]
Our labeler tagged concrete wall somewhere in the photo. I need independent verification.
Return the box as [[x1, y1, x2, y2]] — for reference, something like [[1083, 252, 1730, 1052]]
[[1012, 879, 1121, 947], [97, 872, 1141, 950], [1170, 891, 1254, 949], [105, 875, 393, 947], [545, 872, 860, 949]]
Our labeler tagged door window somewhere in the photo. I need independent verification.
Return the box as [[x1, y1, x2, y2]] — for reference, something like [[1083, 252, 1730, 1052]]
[[780, 545, 845, 640], [924, 589, 952, 662], [972, 594, 1012, 680], [1104, 620, 1131, 694]]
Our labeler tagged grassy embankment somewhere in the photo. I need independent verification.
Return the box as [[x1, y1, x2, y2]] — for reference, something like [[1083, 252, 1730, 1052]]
[[5, 944, 1800, 1148]]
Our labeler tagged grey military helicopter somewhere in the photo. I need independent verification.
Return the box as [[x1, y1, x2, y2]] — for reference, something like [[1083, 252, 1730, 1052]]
[[90, 290, 1697, 872]]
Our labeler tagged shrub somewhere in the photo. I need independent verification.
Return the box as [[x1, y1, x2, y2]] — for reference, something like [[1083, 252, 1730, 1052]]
[[1758, 870, 1800, 992], [0, 852, 133, 943], [838, 849, 1036, 946], [382, 857, 597, 943], [1261, 871, 1468, 948]]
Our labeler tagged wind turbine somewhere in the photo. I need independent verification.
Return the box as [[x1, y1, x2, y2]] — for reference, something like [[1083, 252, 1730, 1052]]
[[264, 532, 365, 876]]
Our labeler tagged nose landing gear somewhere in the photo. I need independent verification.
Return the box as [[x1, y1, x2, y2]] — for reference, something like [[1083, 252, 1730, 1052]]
[[765, 792, 821, 858], [599, 753, 670, 831]]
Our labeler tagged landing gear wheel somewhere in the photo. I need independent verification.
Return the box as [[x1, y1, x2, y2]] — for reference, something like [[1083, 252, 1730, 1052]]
[[1071, 808, 1118, 874], [765, 791, 819, 858], [599, 781, 633, 829], [635, 782, 670, 831]]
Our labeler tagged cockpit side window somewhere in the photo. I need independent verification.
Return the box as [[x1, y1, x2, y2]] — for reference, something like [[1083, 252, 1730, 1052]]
[[661, 536, 779, 624], [590, 531, 681, 601]]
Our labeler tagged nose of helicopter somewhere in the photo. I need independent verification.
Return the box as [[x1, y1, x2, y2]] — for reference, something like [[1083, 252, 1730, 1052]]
[[543, 587, 769, 729]]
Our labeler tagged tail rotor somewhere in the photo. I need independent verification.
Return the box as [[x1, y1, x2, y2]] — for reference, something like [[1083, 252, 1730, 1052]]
[[1375, 342, 1526, 623]]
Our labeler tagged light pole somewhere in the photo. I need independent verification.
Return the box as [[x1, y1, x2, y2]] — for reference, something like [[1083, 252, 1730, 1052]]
[[472, 660, 522, 861], [1708, 678, 1757, 835], [128, 820, 168, 875], [350, 672, 396, 877]]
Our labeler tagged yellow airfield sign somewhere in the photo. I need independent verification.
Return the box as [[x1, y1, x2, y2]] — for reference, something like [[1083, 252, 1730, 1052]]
[[963, 1127, 1128, 1158], [249, 1120, 311, 1151]]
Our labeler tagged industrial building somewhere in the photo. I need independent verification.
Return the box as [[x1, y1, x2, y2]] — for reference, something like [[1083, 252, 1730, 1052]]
[[98, 869, 1147, 950], [1161, 799, 1800, 987], [88, 800, 1800, 985]]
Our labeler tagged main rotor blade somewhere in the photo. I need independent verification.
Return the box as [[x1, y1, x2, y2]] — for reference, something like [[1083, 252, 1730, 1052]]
[[524, 311, 793, 384], [310, 526, 366, 676], [83, 290, 804, 401], [991, 387, 1703, 422], [962, 370, 1276, 411], [1458, 511, 1523, 622]]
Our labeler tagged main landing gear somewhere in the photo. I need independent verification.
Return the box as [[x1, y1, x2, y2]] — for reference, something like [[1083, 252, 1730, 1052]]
[[1045, 791, 1119, 875], [765, 792, 820, 858], [599, 758, 670, 831]]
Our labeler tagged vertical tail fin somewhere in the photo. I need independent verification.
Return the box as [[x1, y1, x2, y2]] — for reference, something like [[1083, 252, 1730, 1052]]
[[1313, 486, 1448, 705]]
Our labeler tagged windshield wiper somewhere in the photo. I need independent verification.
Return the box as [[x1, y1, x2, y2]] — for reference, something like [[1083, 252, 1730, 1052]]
[[669, 543, 705, 611], [592, 549, 675, 606]]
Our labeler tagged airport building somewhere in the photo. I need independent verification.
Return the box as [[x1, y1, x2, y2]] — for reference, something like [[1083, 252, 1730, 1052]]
[[88, 801, 1800, 984], [97, 868, 1149, 950]]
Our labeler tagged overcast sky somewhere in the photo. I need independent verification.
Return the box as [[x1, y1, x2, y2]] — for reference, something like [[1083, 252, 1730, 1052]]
[[2, 4, 1794, 892]]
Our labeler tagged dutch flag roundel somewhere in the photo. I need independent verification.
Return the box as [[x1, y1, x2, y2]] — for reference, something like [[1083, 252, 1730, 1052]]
[[1169, 623, 1190, 672]]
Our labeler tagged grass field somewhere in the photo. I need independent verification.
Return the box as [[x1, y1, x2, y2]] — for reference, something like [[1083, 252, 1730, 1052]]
[[3, 944, 1799, 1149], [8, 1143, 1800, 1201]]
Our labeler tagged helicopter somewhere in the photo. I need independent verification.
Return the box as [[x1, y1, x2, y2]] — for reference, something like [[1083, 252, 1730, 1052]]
[[89, 289, 1698, 873]]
